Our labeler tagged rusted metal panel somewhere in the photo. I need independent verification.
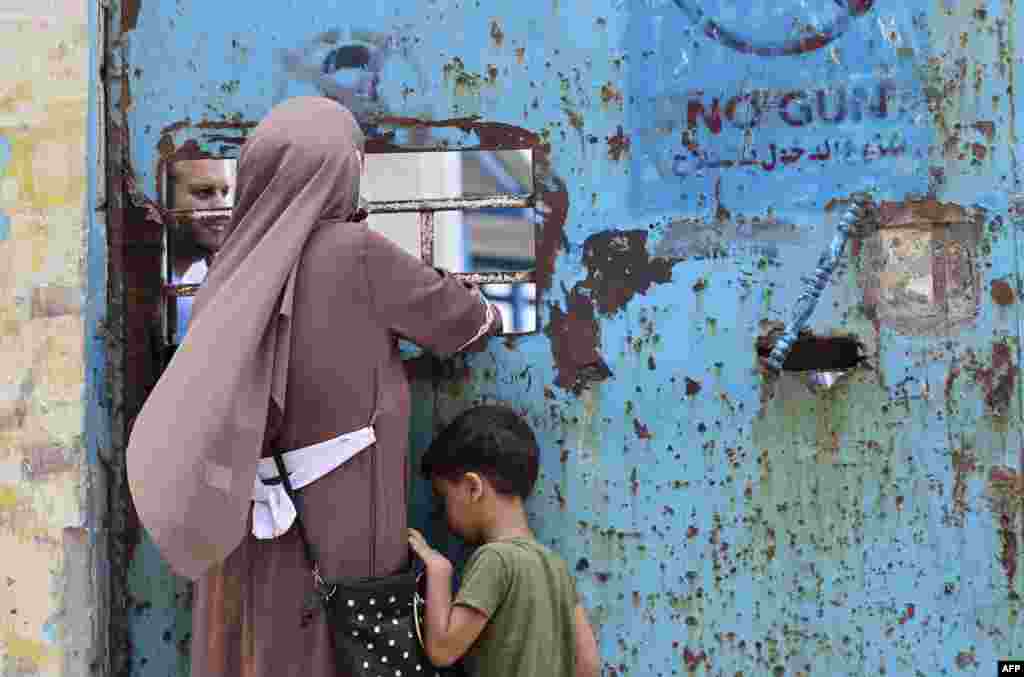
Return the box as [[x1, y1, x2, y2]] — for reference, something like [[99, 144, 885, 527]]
[[111, 0, 1024, 675]]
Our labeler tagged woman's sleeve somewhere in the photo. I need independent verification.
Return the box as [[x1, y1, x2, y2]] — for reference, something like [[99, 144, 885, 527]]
[[363, 229, 501, 357]]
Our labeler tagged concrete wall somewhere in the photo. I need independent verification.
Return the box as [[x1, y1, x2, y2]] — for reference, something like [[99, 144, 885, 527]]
[[0, 1, 106, 675]]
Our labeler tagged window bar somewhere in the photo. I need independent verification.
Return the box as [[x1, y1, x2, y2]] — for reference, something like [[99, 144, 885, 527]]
[[456, 270, 534, 285], [165, 268, 536, 299], [418, 211, 434, 267], [372, 194, 533, 213], [164, 193, 533, 224], [163, 191, 536, 299]]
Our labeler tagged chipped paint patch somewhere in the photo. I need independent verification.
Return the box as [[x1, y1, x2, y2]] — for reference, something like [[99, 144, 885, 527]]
[[857, 200, 982, 336], [545, 290, 611, 393], [962, 341, 1018, 416], [991, 277, 1016, 306], [606, 125, 630, 161], [443, 57, 483, 97], [579, 230, 680, 316], [489, 20, 504, 48]]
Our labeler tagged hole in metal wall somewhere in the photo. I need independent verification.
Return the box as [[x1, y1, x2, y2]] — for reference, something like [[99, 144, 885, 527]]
[[756, 330, 867, 388]]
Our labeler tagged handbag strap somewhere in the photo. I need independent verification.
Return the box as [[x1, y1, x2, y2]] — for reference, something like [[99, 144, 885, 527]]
[[272, 450, 319, 573], [269, 360, 386, 593]]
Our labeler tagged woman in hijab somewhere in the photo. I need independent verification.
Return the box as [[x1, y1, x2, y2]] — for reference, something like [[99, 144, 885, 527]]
[[126, 97, 501, 676]]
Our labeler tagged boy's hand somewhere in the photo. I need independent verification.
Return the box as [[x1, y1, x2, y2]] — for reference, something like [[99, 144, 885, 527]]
[[408, 528, 453, 571]]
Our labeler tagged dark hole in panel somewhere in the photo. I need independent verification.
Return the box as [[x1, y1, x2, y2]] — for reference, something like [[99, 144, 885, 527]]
[[755, 332, 866, 372], [323, 44, 373, 71]]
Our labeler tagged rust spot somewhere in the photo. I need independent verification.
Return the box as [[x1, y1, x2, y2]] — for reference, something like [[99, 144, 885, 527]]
[[686, 526, 699, 539], [999, 510, 1018, 594], [606, 125, 630, 161], [565, 109, 584, 132], [874, 199, 969, 227], [991, 278, 1016, 306], [161, 119, 259, 136], [972, 121, 996, 141], [554, 483, 566, 510], [544, 290, 611, 394], [944, 362, 961, 402], [489, 20, 505, 48], [971, 342, 1017, 415], [442, 58, 482, 95], [600, 83, 623, 109], [122, 0, 141, 32], [515, 47, 526, 64], [534, 178, 568, 293], [988, 465, 1024, 512], [765, 528, 777, 560], [578, 230, 680, 316], [987, 465, 1023, 594], [955, 650, 977, 669], [633, 418, 652, 440], [971, 143, 987, 162], [685, 378, 702, 396], [949, 449, 977, 527], [682, 647, 707, 671]]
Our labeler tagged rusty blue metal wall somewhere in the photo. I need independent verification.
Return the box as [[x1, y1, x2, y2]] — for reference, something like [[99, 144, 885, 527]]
[[109, 0, 1024, 674]]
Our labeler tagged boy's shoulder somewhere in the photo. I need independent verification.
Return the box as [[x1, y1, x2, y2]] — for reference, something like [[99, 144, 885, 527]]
[[471, 537, 571, 572]]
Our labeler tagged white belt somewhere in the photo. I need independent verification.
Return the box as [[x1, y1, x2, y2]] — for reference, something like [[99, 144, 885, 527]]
[[251, 425, 376, 540]]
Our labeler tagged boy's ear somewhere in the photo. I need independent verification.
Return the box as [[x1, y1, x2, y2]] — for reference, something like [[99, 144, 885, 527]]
[[464, 472, 485, 502]]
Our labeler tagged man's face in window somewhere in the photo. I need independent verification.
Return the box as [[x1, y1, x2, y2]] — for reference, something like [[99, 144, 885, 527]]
[[169, 159, 236, 252]]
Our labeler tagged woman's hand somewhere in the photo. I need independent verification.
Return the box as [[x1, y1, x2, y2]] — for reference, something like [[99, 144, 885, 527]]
[[408, 528, 453, 572]]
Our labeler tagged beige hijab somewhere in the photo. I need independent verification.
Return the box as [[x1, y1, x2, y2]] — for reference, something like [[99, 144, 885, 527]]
[[127, 97, 365, 580]]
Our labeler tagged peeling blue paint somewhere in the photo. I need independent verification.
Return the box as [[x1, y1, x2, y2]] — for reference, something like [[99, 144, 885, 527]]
[[117, 1, 1024, 675]]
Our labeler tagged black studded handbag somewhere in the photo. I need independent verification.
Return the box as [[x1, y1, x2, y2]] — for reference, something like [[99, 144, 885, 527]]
[[271, 452, 466, 677]]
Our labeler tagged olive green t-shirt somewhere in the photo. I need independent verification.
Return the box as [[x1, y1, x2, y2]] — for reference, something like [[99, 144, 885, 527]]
[[454, 537, 579, 677]]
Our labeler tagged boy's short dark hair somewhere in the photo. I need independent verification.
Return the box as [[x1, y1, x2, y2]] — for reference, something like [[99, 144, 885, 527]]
[[421, 405, 540, 500]]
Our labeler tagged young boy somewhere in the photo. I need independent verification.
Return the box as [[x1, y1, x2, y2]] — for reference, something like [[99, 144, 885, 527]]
[[408, 405, 601, 677]]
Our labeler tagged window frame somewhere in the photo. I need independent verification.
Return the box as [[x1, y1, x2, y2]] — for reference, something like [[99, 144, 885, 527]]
[[160, 152, 539, 345]]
